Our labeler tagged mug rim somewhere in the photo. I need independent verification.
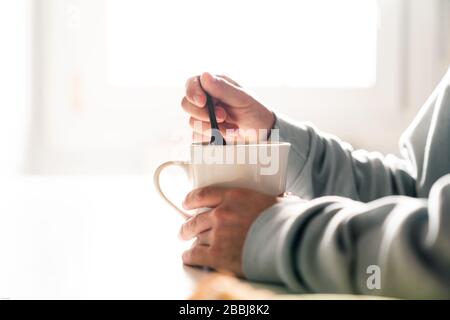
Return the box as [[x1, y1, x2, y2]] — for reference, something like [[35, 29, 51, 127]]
[[191, 141, 291, 147]]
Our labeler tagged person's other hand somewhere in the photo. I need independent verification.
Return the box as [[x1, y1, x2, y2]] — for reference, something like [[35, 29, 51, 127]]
[[178, 187, 279, 277], [182, 72, 275, 143]]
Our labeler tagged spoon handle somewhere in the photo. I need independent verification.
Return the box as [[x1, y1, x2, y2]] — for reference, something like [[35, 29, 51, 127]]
[[205, 91, 220, 130], [199, 79, 226, 145]]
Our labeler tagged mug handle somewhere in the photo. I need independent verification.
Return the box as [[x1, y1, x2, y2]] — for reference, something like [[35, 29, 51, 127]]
[[153, 161, 192, 219]]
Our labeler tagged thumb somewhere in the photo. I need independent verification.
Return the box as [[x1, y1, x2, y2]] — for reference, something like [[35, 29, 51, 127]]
[[200, 72, 250, 108]]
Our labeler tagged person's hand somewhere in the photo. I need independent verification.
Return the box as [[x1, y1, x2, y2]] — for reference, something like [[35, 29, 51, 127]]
[[182, 72, 275, 143], [178, 187, 279, 277]]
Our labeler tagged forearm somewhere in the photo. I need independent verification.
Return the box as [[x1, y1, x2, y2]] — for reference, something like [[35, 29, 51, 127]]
[[243, 174, 450, 299], [272, 114, 416, 201]]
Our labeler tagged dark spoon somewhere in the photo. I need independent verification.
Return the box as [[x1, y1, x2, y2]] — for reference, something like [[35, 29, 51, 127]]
[[199, 78, 226, 145]]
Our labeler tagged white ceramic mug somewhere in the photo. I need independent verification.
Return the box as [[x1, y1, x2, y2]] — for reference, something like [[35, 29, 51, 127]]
[[154, 142, 290, 218]]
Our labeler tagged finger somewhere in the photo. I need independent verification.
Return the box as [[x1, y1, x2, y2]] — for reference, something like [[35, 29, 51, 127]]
[[181, 97, 212, 122], [196, 230, 212, 246], [185, 76, 206, 107], [182, 97, 227, 122], [179, 211, 213, 241], [183, 186, 226, 210], [200, 72, 250, 108], [217, 75, 240, 87], [182, 245, 212, 268]]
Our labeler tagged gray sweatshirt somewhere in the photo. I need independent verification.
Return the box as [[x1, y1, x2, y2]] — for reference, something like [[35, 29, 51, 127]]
[[242, 66, 450, 299]]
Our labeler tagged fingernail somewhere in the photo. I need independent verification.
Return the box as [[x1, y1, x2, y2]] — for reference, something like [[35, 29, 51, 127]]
[[203, 72, 216, 84], [194, 95, 204, 107]]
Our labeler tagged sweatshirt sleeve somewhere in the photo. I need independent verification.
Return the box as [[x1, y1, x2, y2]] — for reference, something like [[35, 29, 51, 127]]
[[242, 174, 450, 299], [272, 114, 416, 202]]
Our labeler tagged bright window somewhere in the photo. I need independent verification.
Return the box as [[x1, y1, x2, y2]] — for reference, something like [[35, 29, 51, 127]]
[[107, 0, 378, 87], [34, 0, 412, 173]]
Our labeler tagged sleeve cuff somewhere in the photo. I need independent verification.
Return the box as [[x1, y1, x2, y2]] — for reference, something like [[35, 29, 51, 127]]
[[270, 113, 315, 196], [242, 200, 300, 285], [242, 196, 353, 292]]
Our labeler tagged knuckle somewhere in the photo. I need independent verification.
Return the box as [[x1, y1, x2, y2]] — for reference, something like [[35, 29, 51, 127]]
[[221, 204, 233, 214], [185, 77, 200, 98], [179, 224, 186, 239], [180, 224, 189, 239], [190, 245, 205, 261], [181, 96, 189, 109], [185, 75, 199, 89], [196, 187, 211, 201], [184, 192, 194, 208], [214, 205, 231, 219], [212, 208, 224, 221], [227, 188, 246, 199], [180, 218, 196, 239], [182, 250, 190, 263], [186, 88, 196, 100], [218, 74, 238, 86], [187, 216, 197, 233], [196, 232, 206, 243]]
